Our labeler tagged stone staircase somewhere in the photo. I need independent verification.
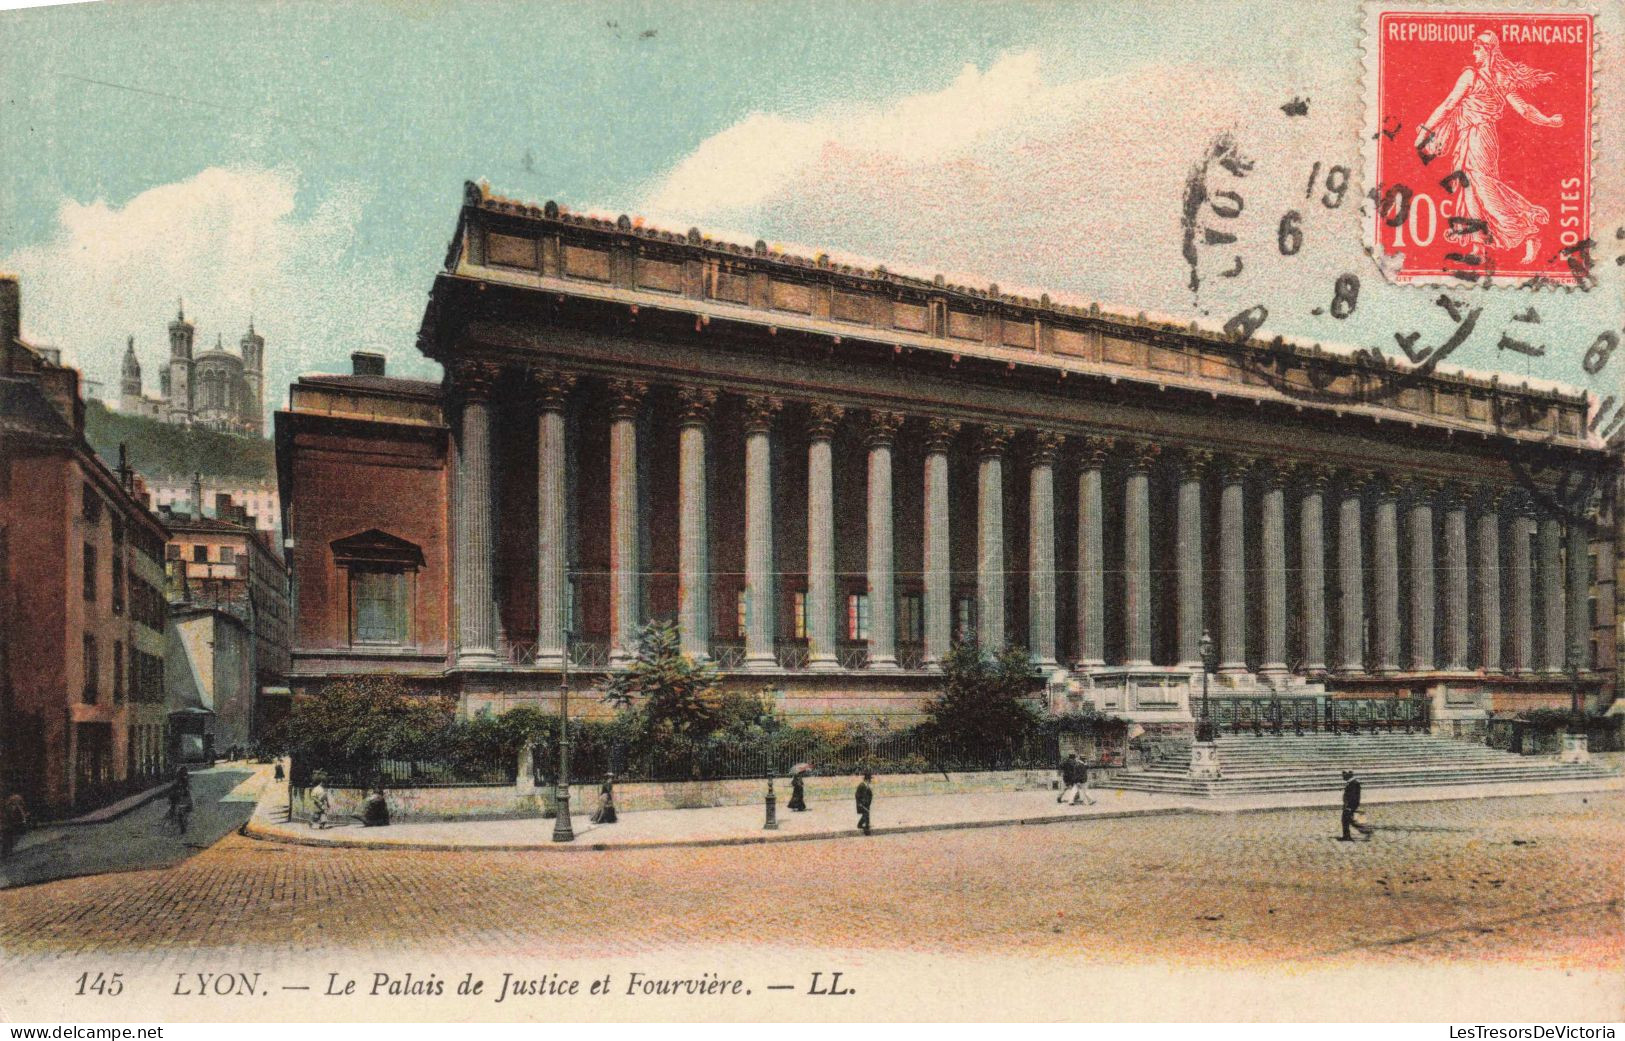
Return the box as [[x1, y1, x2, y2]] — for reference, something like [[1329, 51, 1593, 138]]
[[1105, 732, 1617, 797]]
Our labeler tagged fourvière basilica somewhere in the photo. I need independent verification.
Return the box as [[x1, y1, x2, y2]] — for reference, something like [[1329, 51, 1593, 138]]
[[118, 304, 266, 436]]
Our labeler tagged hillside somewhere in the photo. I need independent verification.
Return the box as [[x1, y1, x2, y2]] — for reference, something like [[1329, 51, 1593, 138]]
[[83, 399, 274, 481]]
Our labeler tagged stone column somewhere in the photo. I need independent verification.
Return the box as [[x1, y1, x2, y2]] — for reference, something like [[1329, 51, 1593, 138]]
[[865, 410, 904, 670], [976, 425, 1015, 650], [452, 361, 501, 666], [921, 418, 959, 668], [1407, 481, 1436, 672], [1441, 485, 1469, 671], [676, 386, 717, 661], [1508, 495, 1534, 674], [1337, 470, 1368, 674], [1372, 478, 1401, 673], [1475, 491, 1503, 672], [1538, 509, 1564, 674], [1566, 504, 1593, 675], [1075, 436, 1111, 669], [1217, 455, 1250, 675], [805, 404, 844, 671], [533, 369, 577, 667], [742, 395, 782, 670], [1175, 450, 1211, 668], [1122, 442, 1159, 667], [1027, 431, 1064, 669], [1259, 463, 1289, 681], [1298, 465, 1330, 676], [606, 379, 648, 665]]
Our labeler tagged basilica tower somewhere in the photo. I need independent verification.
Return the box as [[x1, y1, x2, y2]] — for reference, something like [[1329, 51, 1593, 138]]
[[166, 301, 195, 426]]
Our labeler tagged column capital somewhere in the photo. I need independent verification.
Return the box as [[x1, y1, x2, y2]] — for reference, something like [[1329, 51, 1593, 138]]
[[1506, 487, 1538, 517], [1075, 434, 1114, 469], [1472, 486, 1509, 512], [606, 378, 649, 420], [1399, 475, 1446, 503], [1122, 441, 1161, 472], [1294, 462, 1336, 490], [529, 368, 578, 412], [1176, 447, 1215, 478], [921, 417, 961, 452], [865, 409, 906, 447], [1029, 429, 1065, 465], [675, 385, 719, 426], [1215, 453, 1254, 482], [741, 394, 782, 433], [450, 359, 503, 403], [976, 423, 1016, 457], [1338, 467, 1377, 494], [1436, 481, 1470, 510], [1258, 460, 1294, 488], [806, 402, 846, 440], [1370, 473, 1402, 501]]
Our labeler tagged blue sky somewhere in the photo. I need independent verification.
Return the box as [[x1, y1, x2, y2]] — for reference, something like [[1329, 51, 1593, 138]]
[[1, 0, 1619, 425]]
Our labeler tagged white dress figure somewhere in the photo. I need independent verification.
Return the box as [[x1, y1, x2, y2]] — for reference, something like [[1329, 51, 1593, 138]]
[[1416, 31, 1564, 264]]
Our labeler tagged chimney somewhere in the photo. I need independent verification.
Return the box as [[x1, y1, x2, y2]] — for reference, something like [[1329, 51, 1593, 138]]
[[191, 472, 205, 517], [0, 275, 18, 376], [351, 351, 386, 377], [215, 492, 233, 516], [117, 443, 134, 491]]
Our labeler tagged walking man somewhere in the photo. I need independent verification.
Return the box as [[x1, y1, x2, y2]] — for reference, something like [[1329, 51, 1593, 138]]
[[1339, 769, 1373, 841], [855, 772, 873, 835], [1, 792, 28, 860]]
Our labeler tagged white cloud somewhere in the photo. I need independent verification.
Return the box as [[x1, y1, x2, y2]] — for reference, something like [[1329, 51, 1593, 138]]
[[2, 166, 428, 417]]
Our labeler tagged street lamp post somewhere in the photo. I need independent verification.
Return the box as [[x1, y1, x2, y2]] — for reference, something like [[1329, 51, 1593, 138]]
[[761, 713, 780, 830], [1189, 629, 1222, 780], [1561, 659, 1591, 765], [1196, 629, 1216, 743], [552, 629, 575, 843]]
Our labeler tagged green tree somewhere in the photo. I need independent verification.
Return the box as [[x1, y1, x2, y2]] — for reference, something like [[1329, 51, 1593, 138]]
[[265, 675, 454, 777], [923, 641, 1042, 749], [599, 620, 725, 741]]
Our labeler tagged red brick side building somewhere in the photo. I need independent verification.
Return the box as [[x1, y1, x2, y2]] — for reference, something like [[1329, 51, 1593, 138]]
[[1, 276, 172, 817]]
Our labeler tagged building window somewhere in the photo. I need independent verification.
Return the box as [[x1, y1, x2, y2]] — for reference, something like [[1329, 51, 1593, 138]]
[[899, 593, 923, 643], [954, 596, 976, 642], [736, 591, 749, 638], [792, 592, 807, 640], [220, 546, 236, 566], [113, 641, 124, 704], [331, 529, 424, 649], [82, 634, 98, 703], [351, 570, 408, 645], [192, 545, 208, 563], [847, 593, 871, 642], [166, 544, 181, 561], [83, 543, 96, 601], [82, 483, 101, 523], [1590, 639, 1600, 671]]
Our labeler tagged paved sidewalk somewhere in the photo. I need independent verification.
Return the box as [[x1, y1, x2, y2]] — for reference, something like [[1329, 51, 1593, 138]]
[[245, 769, 1625, 852]]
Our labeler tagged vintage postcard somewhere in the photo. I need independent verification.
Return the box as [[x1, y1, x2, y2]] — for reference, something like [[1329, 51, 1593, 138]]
[[1, 0, 1622, 1027]]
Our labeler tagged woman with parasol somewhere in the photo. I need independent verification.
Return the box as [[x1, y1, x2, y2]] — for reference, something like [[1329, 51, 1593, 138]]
[[787, 763, 812, 812]]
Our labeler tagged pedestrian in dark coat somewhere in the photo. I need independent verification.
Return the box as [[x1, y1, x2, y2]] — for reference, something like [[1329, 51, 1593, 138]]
[[788, 772, 807, 812], [1, 793, 28, 860], [855, 772, 873, 835], [1339, 769, 1373, 841], [361, 788, 390, 827], [590, 775, 618, 824]]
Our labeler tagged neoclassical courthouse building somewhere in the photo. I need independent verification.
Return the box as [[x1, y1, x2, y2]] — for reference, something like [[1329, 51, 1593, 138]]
[[275, 183, 1618, 733]]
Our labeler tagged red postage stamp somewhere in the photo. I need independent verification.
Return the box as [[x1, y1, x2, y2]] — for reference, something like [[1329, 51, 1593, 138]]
[[1367, 9, 1593, 285]]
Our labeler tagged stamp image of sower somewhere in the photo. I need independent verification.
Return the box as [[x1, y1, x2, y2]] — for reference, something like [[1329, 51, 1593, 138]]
[[1366, 6, 1594, 285]]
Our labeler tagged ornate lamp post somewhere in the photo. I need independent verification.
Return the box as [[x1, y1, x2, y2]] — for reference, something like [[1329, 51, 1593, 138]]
[[1189, 629, 1222, 779], [1561, 658, 1590, 764], [1196, 629, 1217, 743], [761, 712, 780, 830], [551, 627, 575, 842]]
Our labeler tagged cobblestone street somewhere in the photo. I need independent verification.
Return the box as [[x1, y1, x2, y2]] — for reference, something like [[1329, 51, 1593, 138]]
[[2, 792, 1619, 970]]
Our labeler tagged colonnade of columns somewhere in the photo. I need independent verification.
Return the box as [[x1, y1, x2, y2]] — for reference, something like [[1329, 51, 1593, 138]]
[[448, 364, 1597, 679]]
